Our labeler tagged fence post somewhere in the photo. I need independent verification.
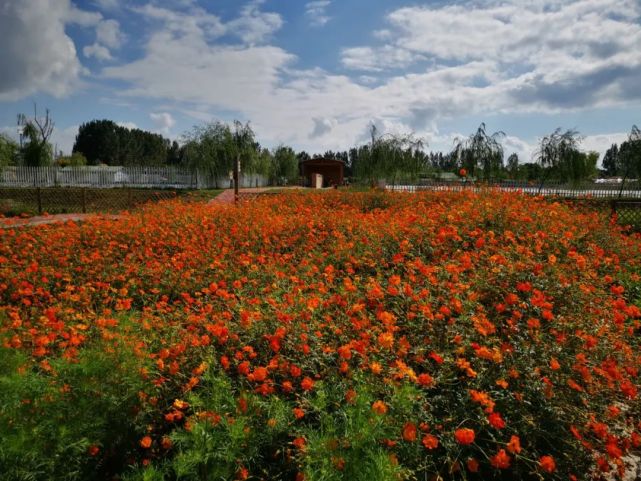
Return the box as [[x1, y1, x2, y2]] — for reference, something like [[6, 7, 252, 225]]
[[37, 187, 42, 215]]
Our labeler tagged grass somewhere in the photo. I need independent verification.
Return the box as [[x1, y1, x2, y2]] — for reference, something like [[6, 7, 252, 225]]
[[0, 187, 225, 217]]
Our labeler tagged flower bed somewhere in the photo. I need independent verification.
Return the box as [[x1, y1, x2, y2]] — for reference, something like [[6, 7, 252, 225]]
[[0, 190, 640, 481]]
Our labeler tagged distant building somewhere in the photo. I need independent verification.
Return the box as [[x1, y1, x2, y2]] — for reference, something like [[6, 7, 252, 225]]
[[299, 158, 345, 187]]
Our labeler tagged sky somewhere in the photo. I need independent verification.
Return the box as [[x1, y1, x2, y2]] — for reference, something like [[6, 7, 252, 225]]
[[0, 0, 640, 164]]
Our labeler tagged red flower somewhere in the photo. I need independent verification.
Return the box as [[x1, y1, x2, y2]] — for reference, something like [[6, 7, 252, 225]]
[[422, 434, 439, 449], [454, 428, 475, 445], [402, 422, 417, 442], [372, 400, 388, 415], [506, 435, 521, 454], [539, 455, 556, 473], [140, 436, 152, 449], [490, 449, 511, 469], [292, 437, 306, 451], [488, 412, 506, 429], [301, 377, 315, 391], [466, 458, 479, 473]]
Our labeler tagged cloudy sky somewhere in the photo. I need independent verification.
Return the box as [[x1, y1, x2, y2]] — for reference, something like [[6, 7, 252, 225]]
[[1, 0, 640, 163]]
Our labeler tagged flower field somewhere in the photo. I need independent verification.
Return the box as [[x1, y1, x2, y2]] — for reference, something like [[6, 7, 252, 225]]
[[1, 190, 640, 481]]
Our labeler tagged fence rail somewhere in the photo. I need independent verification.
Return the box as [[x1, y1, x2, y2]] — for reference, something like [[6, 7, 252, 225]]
[[0, 166, 269, 189], [387, 180, 641, 199]]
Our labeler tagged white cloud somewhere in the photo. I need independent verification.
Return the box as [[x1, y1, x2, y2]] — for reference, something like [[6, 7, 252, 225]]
[[51, 125, 80, 156], [305, 1, 331, 27], [309, 117, 337, 138], [83, 43, 113, 61], [93, 0, 119, 11], [0, 0, 84, 100], [117, 121, 138, 130], [227, 0, 284, 45], [341, 46, 424, 71], [96, 19, 123, 49], [583, 132, 629, 159], [102, 0, 641, 155], [150, 112, 176, 134]]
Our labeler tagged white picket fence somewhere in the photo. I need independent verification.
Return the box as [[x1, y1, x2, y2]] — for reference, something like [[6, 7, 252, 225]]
[[0, 166, 269, 189]]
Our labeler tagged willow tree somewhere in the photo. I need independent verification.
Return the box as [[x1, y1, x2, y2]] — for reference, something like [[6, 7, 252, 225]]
[[182, 121, 257, 188], [354, 124, 426, 186], [534, 128, 583, 190], [618, 125, 641, 197], [451, 123, 505, 180]]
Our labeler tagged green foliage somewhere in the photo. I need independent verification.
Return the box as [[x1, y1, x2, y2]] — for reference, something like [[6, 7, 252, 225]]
[[619, 125, 641, 180], [55, 152, 88, 167], [297, 378, 411, 481], [452, 123, 505, 180], [0, 133, 19, 167], [353, 124, 426, 185], [73, 119, 170, 166], [0, 334, 152, 481], [17, 106, 55, 167], [271, 145, 299, 184], [602, 143, 620, 176], [182, 120, 258, 188]]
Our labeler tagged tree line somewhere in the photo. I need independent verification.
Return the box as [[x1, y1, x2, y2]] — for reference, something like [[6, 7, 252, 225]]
[[2, 105, 639, 186]]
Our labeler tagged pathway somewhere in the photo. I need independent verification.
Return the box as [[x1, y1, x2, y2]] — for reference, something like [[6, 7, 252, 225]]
[[0, 213, 123, 229], [209, 187, 303, 205]]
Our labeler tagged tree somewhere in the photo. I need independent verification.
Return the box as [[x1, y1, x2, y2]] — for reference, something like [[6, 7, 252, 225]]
[[18, 105, 54, 166], [534, 128, 583, 187], [182, 121, 257, 189], [452, 123, 505, 180], [167, 141, 183, 165], [618, 125, 641, 195], [73, 120, 171, 166], [507, 153, 519, 178], [353, 124, 425, 185], [601, 144, 620, 177], [0, 133, 18, 167], [73, 120, 120, 165], [271, 145, 298, 184]]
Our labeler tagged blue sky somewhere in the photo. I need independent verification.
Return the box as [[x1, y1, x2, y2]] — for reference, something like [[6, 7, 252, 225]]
[[1, 0, 640, 162]]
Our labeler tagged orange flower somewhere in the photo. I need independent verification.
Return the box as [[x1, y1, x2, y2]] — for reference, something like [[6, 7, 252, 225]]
[[173, 399, 189, 410], [506, 435, 521, 454], [417, 373, 434, 387], [402, 422, 417, 442], [466, 458, 479, 473], [372, 400, 388, 415], [459, 168, 467, 177], [292, 436, 306, 451], [301, 377, 315, 391], [490, 449, 511, 469], [251, 366, 268, 382], [454, 428, 475, 445], [422, 434, 439, 449], [140, 436, 152, 449], [378, 332, 394, 349], [539, 455, 556, 473], [488, 412, 506, 429]]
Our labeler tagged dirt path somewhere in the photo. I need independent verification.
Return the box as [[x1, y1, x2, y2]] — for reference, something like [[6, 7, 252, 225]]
[[0, 213, 123, 229], [209, 187, 303, 205]]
